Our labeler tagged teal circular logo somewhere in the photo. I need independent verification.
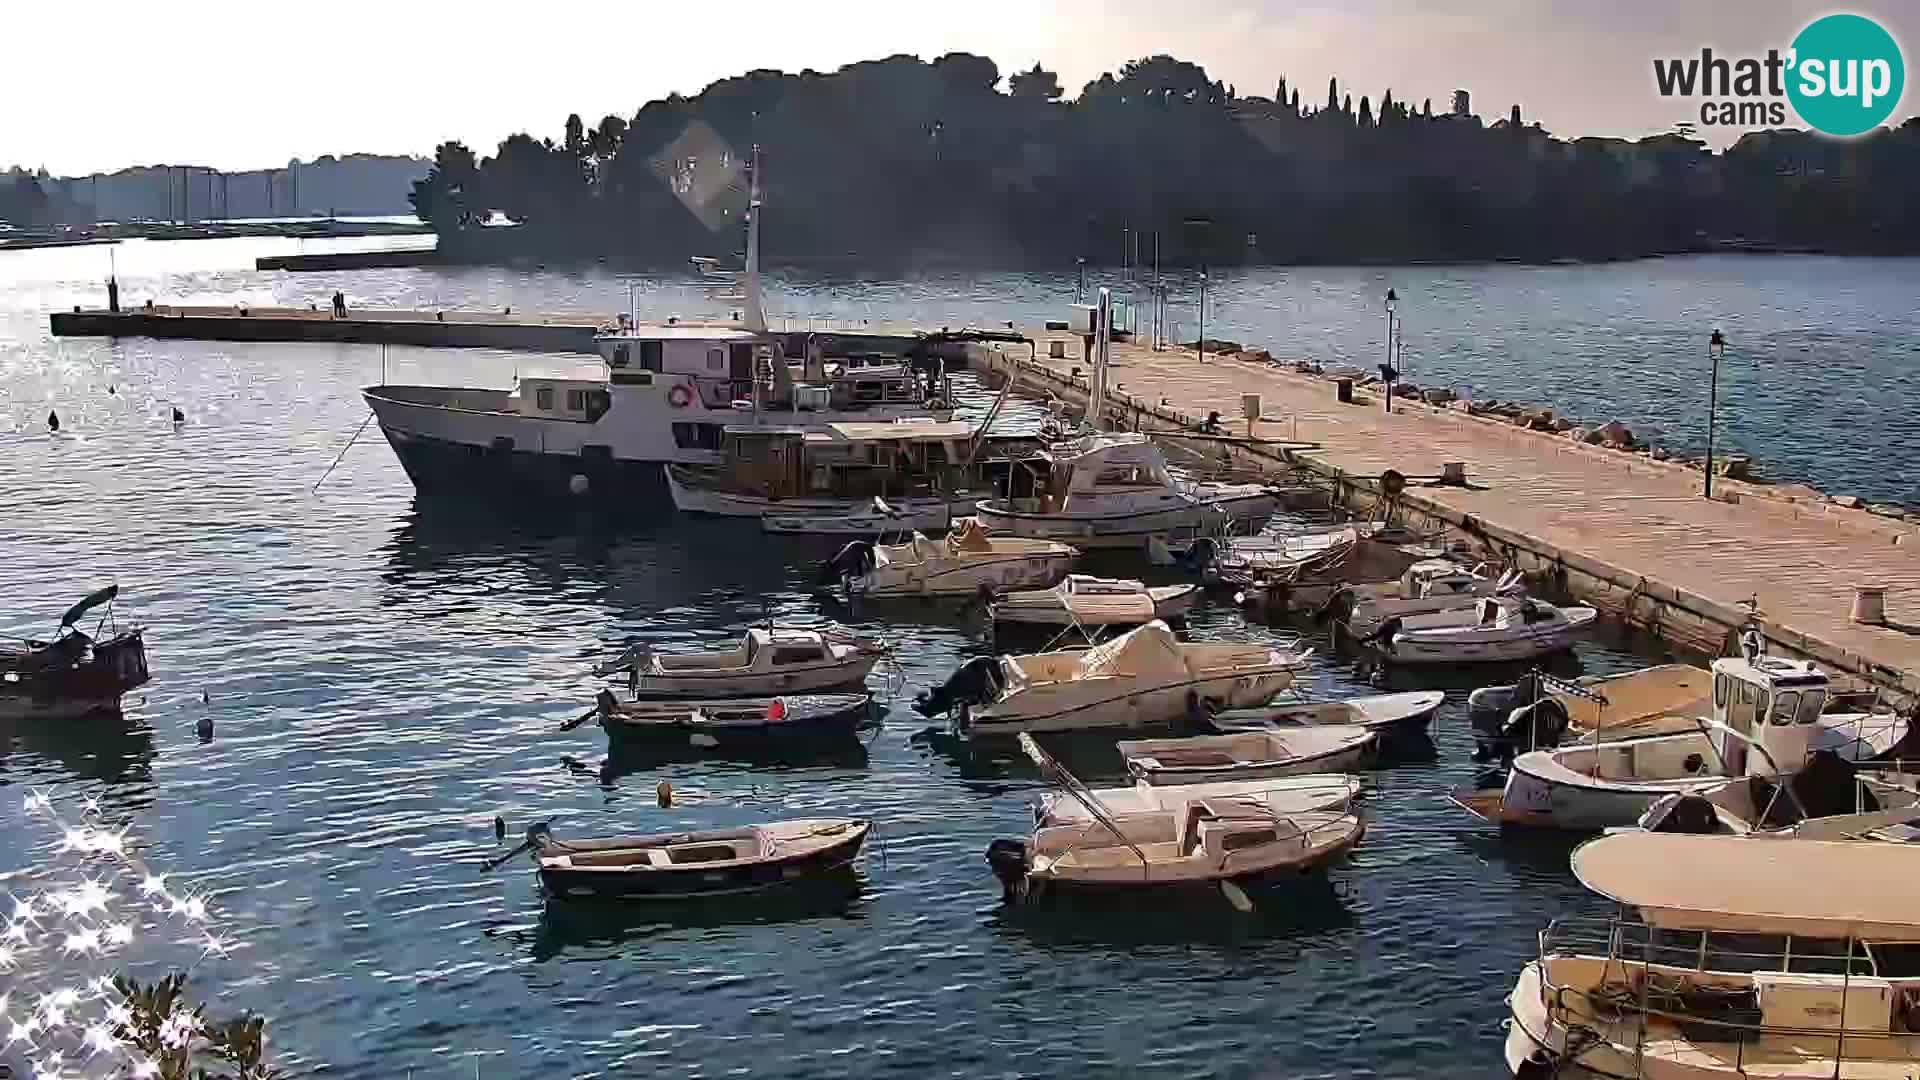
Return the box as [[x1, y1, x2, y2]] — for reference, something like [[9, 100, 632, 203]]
[[1787, 14, 1905, 136]]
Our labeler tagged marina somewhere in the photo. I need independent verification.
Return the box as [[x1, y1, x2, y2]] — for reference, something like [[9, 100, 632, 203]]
[[7, 236, 1920, 1077]]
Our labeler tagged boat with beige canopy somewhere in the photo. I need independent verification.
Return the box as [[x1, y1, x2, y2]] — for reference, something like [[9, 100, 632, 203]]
[[820, 515, 1078, 597], [912, 620, 1305, 736], [1504, 831, 1920, 1078], [986, 574, 1199, 629]]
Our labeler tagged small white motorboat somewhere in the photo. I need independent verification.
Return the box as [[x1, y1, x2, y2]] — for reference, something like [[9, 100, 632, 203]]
[[506, 818, 871, 902], [1118, 726, 1378, 785], [818, 517, 1078, 597], [1035, 773, 1362, 827], [987, 734, 1366, 904], [572, 688, 876, 747], [595, 626, 887, 699], [1337, 560, 1518, 634], [1468, 664, 1712, 763], [1208, 690, 1445, 741], [1362, 596, 1596, 664], [987, 574, 1199, 628], [913, 620, 1306, 736]]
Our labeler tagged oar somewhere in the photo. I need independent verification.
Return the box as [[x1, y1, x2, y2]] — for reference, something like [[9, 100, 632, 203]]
[[1220, 879, 1255, 913], [558, 705, 599, 732], [482, 835, 536, 872]]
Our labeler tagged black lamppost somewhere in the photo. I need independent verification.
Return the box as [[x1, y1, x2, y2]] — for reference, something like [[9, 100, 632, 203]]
[[1076, 257, 1086, 302], [1382, 288, 1399, 414], [1197, 267, 1209, 360], [1704, 329, 1727, 499]]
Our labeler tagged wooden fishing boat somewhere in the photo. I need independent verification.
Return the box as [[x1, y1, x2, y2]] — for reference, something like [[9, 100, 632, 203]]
[[522, 819, 871, 901], [987, 574, 1199, 628], [578, 688, 874, 747], [1208, 690, 1445, 741], [988, 736, 1364, 904], [1469, 664, 1712, 764], [1035, 774, 1361, 827], [595, 626, 886, 698], [1, 586, 151, 720], [1119, 726, 1379, 785]]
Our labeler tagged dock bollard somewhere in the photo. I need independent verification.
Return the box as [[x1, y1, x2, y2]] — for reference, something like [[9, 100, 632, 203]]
[[1335, 379, 1354, 404], [1851, 586, 1887, 626]]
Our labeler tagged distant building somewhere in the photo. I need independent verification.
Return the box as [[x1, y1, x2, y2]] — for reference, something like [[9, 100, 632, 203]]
[[1451, 90, 1471, 118]]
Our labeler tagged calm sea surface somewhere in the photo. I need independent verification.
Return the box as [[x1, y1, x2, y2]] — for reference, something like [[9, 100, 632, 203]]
[[0, 238, 1912, 1077]]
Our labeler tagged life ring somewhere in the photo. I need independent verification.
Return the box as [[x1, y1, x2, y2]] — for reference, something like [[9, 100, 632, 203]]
[[668, 384, 694, 409]]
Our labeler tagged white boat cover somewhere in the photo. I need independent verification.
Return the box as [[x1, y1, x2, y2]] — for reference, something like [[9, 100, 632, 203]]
[[1074, 620, 1193, 681], [1572, 832, 1920, 939]]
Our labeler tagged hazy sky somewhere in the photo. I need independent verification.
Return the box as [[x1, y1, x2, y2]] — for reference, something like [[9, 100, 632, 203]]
[[5, 0, 1913, 175]]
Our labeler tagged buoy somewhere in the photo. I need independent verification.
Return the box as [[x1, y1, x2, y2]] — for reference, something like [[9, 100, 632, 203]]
[[568, 474, 590, 496], [656, 780, 673, 808], [196, 716, 214, 742], [171, 407, 185, 424], [201, 689, 210, 705], [494, 815, 507, 841], [47, 410, 60, 432]]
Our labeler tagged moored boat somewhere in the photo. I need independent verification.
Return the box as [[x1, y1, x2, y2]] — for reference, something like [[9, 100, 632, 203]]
[[819, 517, 1078, 597], [973, 433, 1282, 548], [987, 734, 1366, 904], [1504, 831, 1920, 1078], [596, 626, 886, 699], [1209, 689, 1445, 741], [986, 574, 1198, 628], [1118, 726, 1379, 785], [1, 586, 151, 720], [518, 819, 871, 901], [913, 620, 1305, 736], [1453, 647, 1903, 831], [1361, 596, 1596, 665], [1469, 664, 1712, 764], [579, 688, 875, 747], [1034, 773, 1362, 827]]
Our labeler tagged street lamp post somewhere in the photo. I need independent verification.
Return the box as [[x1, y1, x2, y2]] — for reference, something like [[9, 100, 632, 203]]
[[1382, 288, 1398, 414], [1704, 329, 1727, 499], [1197, 267, 1209, 360], [1076, 258, 1086, 302]]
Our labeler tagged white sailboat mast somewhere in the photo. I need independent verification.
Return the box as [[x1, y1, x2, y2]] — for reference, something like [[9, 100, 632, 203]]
[[741, 145, 767, 334]]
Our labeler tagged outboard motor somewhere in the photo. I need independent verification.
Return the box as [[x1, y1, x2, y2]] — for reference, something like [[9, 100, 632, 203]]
[[912, 655, 1005, 717], [1181, 536, 1219, 572], [985, 838, 1030, 900], [818, 540, 877, 587], [1469, 672, 1567, 765], [1642, 793, 1725, 834]]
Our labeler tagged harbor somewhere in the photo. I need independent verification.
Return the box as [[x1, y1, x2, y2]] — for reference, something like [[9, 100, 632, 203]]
[[8, 234, 1920, 1078]]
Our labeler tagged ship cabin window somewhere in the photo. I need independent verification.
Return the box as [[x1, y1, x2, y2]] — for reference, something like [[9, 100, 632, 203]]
[[730, 343, 755, 378], [1093, 465, 1161, 488], [535, 388, 554, 411], [640, 341, 664, 372], [1769, 691, 1800, 726], [670, 423, 724, 451], [707, 348, 726, 372], [610, 343, 631, 367], [1796, 689, 1825, 724], [770, 645, 825, 665], [1727, 680, 1760, 733], [566, 389, 587, 412], [1714, 672, 1729, 708]]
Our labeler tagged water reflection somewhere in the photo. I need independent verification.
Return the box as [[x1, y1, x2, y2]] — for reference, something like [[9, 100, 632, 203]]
[[0, 713, 156, 785], [526, 873, 871, 962], [991, 873, 1356, 948]]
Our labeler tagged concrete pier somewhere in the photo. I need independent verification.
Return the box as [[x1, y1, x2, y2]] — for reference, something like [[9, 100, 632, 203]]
[[974, 330, 1920, 703], [50, 305, 608, 353]]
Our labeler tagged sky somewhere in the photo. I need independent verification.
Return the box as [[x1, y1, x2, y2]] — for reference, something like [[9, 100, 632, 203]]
[[4, 0, 1915, 176]]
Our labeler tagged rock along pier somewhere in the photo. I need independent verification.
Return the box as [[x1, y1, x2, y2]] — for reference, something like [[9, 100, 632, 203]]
[[968, 328, 1920, 705]]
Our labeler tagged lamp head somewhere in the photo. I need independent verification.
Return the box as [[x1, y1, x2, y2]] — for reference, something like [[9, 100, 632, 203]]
[[1385, 287, 1397, 313], [1709, 329, 1726, 359]]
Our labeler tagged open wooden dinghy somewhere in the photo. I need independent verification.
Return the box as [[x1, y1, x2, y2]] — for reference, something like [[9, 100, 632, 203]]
[[989, 735, 1365, 904], [585, 689, 874, 746], [1209, 690, 1444, 741], [525, 819, 871, 901]]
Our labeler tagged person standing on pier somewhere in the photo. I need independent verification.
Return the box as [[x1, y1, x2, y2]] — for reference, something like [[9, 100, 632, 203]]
[[331, 290, 347, 319]]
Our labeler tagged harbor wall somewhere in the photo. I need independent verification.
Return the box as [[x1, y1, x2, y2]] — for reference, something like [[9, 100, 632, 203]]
[[966, 341, 1920, 705]]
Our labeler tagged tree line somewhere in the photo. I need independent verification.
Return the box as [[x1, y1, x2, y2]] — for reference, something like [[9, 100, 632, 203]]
[[404, 52, 1920, 265]]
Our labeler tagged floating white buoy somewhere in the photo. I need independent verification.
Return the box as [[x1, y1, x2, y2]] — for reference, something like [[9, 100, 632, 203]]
[[568, 474, 590, 496]]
